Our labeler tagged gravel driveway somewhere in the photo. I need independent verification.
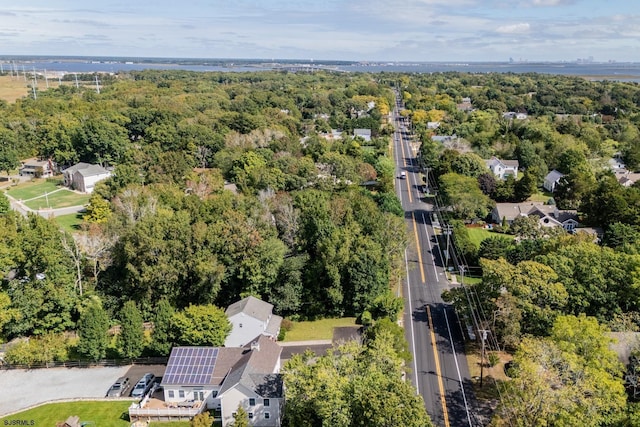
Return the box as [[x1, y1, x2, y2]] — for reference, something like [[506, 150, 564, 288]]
[[0, 366, 130, 416]]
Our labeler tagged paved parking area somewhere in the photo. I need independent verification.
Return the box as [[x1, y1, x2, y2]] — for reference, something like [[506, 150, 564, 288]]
[[0, 366, 130, 416]]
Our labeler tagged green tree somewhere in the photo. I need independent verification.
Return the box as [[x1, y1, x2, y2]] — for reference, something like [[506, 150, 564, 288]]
[[150, 298, 175, 356], [478, 236, 512, 260], [118, 300, 144, 359], [172, 304, 231, 347], [83, 194, 112, 224], [0, 192, 9, 215], [191, 411, 215, 427], [230, 406, 250, 427], [77, 300, 110, 361], [439, 173, 492, 220]]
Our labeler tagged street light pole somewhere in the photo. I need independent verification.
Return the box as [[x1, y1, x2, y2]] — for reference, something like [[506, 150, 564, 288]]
[[479, 329, 488, 388]]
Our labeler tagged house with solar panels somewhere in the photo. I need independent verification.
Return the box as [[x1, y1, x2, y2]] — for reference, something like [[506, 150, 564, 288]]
[[129, 334, 283, 426], [225, 296, 283, 348]]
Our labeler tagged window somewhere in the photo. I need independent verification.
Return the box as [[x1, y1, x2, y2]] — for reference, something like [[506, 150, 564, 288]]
[[263, 398, 270, 407], [248, 413, 254, 419], [265, 412, 270, 420], [249, 398, 256, 406], [179, 390, 185, 398], [168, 390, 175, 398]]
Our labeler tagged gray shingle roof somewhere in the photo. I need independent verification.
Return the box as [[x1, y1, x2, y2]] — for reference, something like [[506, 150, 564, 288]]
[[226, 296, 274, 323]]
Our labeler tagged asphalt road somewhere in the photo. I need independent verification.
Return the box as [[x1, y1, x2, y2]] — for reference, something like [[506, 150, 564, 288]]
[[393, 98, 477, 427]]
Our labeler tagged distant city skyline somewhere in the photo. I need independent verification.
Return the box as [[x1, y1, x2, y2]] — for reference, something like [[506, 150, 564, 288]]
[[1, 1, 639, 62]]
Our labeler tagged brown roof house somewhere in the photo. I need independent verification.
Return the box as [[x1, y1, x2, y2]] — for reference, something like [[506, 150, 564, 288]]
[[129, 335, 283, 426], [225, 296, 282, 348]]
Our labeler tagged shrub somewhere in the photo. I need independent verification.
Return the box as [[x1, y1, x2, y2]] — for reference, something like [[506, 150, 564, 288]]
[[488, 352, 501, 367]]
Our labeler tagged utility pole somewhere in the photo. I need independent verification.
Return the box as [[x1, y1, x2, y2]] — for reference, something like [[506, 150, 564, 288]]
[[479, 329, 489, 388]]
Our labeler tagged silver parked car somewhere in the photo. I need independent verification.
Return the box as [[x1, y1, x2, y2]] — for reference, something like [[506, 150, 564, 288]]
[[131, 373, 156, 398], [106, 376, 130, 397]]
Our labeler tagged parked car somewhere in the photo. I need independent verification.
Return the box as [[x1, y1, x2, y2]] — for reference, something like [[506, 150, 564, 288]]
[[131, 373, 156, 398], [106, 376, 130, 397]]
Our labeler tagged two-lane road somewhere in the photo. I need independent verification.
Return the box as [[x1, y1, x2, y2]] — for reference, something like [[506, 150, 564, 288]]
[[393, 99, 476, 426]]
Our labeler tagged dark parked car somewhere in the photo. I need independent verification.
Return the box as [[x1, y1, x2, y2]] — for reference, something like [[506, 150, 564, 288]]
[[131, 373, 156, 398], [106, 376, 130, 397]]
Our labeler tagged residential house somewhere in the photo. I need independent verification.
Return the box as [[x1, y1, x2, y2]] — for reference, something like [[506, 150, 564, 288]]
[[457, 97, 473, 112], [130, 335, 283, 426], [485, 156, 519, 179], [543, 169, 565, 193], [427, 121, 440, 129], [618, 172, 640, 187], [491, 202, 579, 232], [225, 296, 282, 348], [320, 129, 343, 141], [353, 128, 372, 142], [431, 135, 458, 144], [503, 112, 528, 120], [62, 162, 111, 193], [19, 158, 56, 178]]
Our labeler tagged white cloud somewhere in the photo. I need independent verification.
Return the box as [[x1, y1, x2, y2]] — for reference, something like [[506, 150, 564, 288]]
[[532, 0, 574, 6], [496, 23, 530, 34]]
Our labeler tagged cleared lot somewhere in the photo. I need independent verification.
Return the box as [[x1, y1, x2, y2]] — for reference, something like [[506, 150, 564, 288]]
[[0, 366, 130, 416]]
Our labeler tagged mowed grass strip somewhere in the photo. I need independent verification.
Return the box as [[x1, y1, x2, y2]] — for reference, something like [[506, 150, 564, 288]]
[[6, 180, 62, 200], [0, 401, 133, 427], [282, 317, 357, 342], [466, 227, 512, 248], [54, 212, 85, 232], [24, 189, 90, 210]]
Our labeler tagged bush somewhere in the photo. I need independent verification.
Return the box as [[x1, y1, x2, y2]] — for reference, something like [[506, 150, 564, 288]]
[[281, 318, 293, 332], [488, 352, 500, 367], [4, 333, 69, 365]]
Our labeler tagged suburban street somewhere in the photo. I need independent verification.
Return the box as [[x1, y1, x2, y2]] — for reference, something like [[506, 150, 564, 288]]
[[393, 97, 476, 427]]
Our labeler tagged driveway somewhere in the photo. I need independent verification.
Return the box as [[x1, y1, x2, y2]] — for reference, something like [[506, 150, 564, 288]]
[[0, 366, 130, 416]]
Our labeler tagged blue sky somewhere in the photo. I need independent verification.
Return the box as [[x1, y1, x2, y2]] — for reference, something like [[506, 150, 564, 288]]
[[1, 0, 639, 62]]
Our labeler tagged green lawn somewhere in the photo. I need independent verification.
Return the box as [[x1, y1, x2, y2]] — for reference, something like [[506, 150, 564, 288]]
[[6, 179, 62, 200], [466, 227, 498, 248], [150, 422, 192, 427], [23, 189, 90, 210], [282, 317, 357, 342], [527, 190, 554, 203], [0, 401, 132, 427], [55, 212, 85, 232]]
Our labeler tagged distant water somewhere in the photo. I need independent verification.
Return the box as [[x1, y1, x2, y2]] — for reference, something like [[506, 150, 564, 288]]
[[3, 58, 640, 81]]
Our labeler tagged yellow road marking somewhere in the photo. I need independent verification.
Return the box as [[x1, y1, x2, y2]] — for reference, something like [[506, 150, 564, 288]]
[[412, 212, 426, 283], [427, 305, 450, 427]]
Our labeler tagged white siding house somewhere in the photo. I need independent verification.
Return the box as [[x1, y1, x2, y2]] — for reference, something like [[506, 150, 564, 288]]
[[62, 162, 111, 193], [485, 156, 519, 179], [225, 296, 282, 348], [543, 169, 565, 193]]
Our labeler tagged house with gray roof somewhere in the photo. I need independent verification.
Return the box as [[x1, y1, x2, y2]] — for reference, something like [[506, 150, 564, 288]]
[[19, 158, 56, 178], [62, 162, 111, 193], [491, 202, 579, 232], [543, 169, 565, 193], [353, 128, 372, 142], [225, 296, 282, 348], [486, 156, 519, 179], [130, 335, 283, 426]]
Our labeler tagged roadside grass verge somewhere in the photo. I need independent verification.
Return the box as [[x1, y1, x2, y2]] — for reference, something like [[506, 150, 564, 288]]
[[6, 179, 62, 200], [23, 189, 90, 210], [0, 401, 132, 427], [55, 212, 85, 232], [282, 317, 357, 342]]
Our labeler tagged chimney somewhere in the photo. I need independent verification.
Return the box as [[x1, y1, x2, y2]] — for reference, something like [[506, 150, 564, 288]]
[[250, 341, 260, 352]]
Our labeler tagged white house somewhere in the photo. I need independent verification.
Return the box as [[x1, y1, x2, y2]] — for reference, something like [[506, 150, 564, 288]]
[[225, 296, 282, 348], [543, 169, 565, 193], [353, 128, 372, 142], [130, 335, 283, 426], [62, 162, 111, 193], [491, 202, 579, 232], [485, 156, 519, 179]]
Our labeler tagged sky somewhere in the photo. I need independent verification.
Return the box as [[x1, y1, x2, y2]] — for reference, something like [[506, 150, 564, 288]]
[[1, 0, 639, 62]]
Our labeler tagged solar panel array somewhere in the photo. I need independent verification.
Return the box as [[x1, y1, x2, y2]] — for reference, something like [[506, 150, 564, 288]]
[[163, 347, 219, 385]]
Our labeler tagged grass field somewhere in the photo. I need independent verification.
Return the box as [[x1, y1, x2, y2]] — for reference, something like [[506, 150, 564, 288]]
[[466, 227, 500, 248], [55, 212, 85, 232], [282, 317, 357, 342], [6, 179, 62, 200], [0, 75, 66, 103], [0, 401, 132, 427], [24, 189, 90, 210]]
